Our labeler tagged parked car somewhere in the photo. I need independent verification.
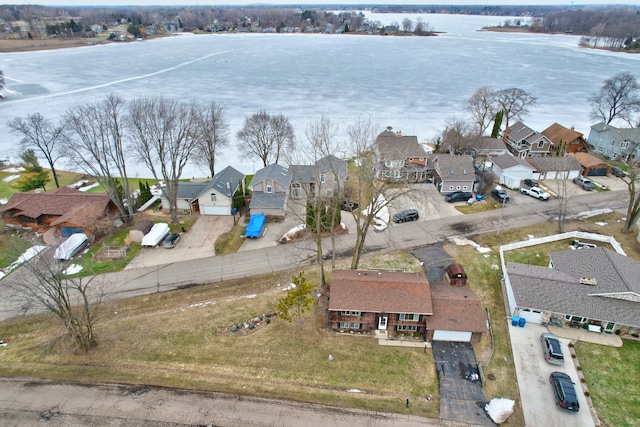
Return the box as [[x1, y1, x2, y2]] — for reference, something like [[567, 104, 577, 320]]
[[340, 200, 359, 211], [445, 191, 473, 203], [540, 333, 564, 365], [573, 176, 595, 191], [393, 209, 419, 223], [163, 233, 181, 248], [524, 178, 539, 188], [611, 166, 626, 178], [549, 372, 580, 412], [491, 188, 510, 204]]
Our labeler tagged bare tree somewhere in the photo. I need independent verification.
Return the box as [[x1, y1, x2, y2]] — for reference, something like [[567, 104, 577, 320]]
[[589, 72, 640, 126], [8, 253, 101, 352], [402, 17, 413, 32], [620, 143, 640, 233], [7, 113, 65, 188], [0, 69, 4, 91], [466, 86, 497, 135], [64, 94, 136, 224], [494, 87, 537, 132], [345, 119, 415, 270], [442, 116, 474, 154], [237, 111, 295, 167], [193, 101, 229, 177], [128, 97, 199, 224]]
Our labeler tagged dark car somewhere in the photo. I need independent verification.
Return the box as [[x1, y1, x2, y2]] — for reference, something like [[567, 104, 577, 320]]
[[549, 372, 580, 412], [444, 191, 473, 203], [163, 233, 181, 249], [340, 200, 359, 211], [491, 188, 510, 204], [573, 176, 595, 191], [541, 333, 564, 365], [611, 166, 626, 178], [524, 178, 539, 188], [393, 209, 419, 223]]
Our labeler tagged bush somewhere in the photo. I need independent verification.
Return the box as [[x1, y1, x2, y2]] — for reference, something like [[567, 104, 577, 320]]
[[568, 342, 574, 348], [572, 354, 577, 358], [581, 378, 586, 383], [585, 391, 590, 397], [576, 366, 582, 370]]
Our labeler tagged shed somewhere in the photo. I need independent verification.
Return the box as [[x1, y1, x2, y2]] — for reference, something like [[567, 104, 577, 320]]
[[572, 152, 610, 177], [129, 219, 154, 243], [445, 263, 467, 286]]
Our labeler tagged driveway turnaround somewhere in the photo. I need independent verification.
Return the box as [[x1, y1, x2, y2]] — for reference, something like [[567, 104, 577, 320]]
[[508, 321, 594, 427], [431, 342, 493, 426]]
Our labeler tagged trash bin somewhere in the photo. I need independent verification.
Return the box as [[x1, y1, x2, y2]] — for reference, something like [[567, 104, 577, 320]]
[[476, 194, 484, 201], [511, 316, 519, 327], [519, 317, 527, 327]]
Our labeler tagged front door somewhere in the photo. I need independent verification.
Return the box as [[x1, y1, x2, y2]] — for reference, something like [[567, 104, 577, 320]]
[[378, 316, 387, 330]]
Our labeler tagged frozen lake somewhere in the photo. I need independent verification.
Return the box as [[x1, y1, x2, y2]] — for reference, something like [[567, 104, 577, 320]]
[[1, 13, 639, 178]]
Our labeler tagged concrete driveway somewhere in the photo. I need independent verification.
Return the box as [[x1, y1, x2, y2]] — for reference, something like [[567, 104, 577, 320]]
[[508, 321, 594, 427], [125, 215, 233, 269], [431, 341, 493, 426]]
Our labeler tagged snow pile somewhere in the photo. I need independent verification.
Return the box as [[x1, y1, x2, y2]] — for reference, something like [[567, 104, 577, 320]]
[[63, 264, 83, 275], [2, 175, 20, 183], [485, 398, 515, 424], [0, 199, 7, 205], [448, 236, 491, 253], [363, 194, 389, 232], [7, 245, 47, 272], [279, 223, 306, 243], [78, 182, 100, 192], [2, 167, 24, 173]]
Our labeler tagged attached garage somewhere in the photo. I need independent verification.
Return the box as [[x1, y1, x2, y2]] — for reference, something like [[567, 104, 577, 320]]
[[60, 226, 84, 238], [517, 308, 543, 324], [573, 152, 609, 177], [202, 205, 228, 216], [432, 330, 472, 342]]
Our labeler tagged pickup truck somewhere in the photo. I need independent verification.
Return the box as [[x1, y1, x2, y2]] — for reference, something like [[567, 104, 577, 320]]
[[520, 186, 550, 201]]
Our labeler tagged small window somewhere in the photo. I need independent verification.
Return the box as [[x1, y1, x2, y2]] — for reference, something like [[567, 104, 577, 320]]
[[456, 185, 461, 190], [621, 141, 630, 149], [320, 174, 325, 183], [399, 313, 420, 321], [210, 194, 216, 202], [266, 185, 273, 193], [396, 325, 417, 332], [462, 186, 468, 190], [326, 189, 333, 197], [538, 141, 544, 148], [334, 175, 338, 183], [596, 146, 603, 153], [340, 311, 361, 316], [339, 322, 360, 329], [408, 157, 414, 162]]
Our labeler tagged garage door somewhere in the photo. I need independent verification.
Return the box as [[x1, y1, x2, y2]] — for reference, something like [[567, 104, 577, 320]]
[[60, 226, 84, 237], [202, 205, 228, 215], [433, 330, 472, 342], [587, 168, 608, 176], [517, 309, 543, 324]]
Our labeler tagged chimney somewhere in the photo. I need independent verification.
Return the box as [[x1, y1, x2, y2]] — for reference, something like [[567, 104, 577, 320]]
[[396, 131, 402, 137]]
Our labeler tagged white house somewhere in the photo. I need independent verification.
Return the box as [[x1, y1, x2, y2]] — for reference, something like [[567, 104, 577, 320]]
[[491, 154, 535, 189]]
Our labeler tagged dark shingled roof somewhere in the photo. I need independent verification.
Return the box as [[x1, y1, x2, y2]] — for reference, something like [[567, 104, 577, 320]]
[[249, 191, 287, 210], [328, 269, 433, 314], [427, 282, 487, 334], [376, 130, 427, 160]]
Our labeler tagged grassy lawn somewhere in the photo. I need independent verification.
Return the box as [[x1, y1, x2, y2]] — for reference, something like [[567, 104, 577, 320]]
[[214, 224, 247, 255], [0, 219, 33, 269], [455, 200, 497, 214], [574, 340, 640, 427]]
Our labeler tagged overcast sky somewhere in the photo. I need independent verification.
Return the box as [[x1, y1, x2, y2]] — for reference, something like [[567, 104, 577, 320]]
[[4, 1, 640, 6]]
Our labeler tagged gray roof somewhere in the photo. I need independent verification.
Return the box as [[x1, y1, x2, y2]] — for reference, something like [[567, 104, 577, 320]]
[[376, 130, 427, 160], [290, 155, 347, 184], [208, 166, 245, 197], [589, 122, 640, 142], [492, 153, 535, 170], [249, 191, 287, 210], [506, 247, 640, 327], [176, 182, 209, 201], [433, 154, 475, 180], [289, 165, 315, 184], [525, 156, 582, 172], [506, 121, 536, 142], [252, 163, 292, 188]]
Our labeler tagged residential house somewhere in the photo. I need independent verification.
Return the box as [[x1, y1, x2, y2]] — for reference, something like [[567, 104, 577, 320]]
[[491, 153, 536, 189], [587, 122, 640, 161], [0, 187, 118, 241], [248, 163, 292, 217], [328, 269, 487, 342], [432, 154, 475, 194], [525, 156, 582, 180], [572, 152, 611, 177], [466, 136, 510, 158], [505, 247, 640, 334], [160, 166, 245, 215], [289, 155, 347, 200], [374, 128, 430, 183], [542, 123, 589, 155], [504, 121, 554, 158]]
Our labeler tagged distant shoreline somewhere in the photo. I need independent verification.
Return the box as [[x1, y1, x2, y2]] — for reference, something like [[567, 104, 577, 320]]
[[0, 38, 112, 53]]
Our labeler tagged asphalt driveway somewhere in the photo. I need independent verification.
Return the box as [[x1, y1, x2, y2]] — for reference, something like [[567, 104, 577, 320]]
[[431, 341, 493, 426]]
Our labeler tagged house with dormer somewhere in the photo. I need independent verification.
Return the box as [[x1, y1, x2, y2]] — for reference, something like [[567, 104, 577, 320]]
[[161, 166, 245, 215], [289, 155, 347, 200], [432, 155, 475, 194], [504, 121, 554, 158], [374, 128, 431, 183], [505, 247, 640, 334], [542, 123, 589, 155], [248, 163, 292, 217], [587, 122, 640, 161]]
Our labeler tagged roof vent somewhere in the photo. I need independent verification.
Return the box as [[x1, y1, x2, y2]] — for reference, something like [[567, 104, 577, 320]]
[[377, 272, 382, 278], [450, 169, 455, 175], [579, 277, 597, 285]]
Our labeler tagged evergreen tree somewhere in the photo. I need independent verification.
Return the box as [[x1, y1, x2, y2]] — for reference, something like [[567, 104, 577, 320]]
[[16, 149, 50, 192], [138, 181, 153, 207], [276, 272, 316, 331], [491, 110, 504, 139]]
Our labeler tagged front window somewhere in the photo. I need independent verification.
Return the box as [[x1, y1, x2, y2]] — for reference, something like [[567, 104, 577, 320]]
[[399, 313, 420, 321], [340, 311, 361, 316], [339, 322, 361, 329], [320, 174, 325, 183], [621, 141, 630, 149], [396, 325, 418, 332], [210, 194, 216, 201], [538, 141, 544, 148], [266, 185, 273, 193], [326, 189, 333, 197]]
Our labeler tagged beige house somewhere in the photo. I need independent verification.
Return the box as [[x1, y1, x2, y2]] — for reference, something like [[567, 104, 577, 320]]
[[374, 127, 431, 182]]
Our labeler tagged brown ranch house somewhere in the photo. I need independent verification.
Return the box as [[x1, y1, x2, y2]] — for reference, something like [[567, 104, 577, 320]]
[[328, 269, 487, 343], [0, 187, 119, 242]]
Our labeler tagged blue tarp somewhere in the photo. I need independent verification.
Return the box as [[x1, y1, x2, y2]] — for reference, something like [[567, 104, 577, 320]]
[[245, 214, 266, 238]]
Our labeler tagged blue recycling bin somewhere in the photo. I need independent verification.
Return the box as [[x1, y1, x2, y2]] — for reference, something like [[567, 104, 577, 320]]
[[476, 194, 484, 201], [519, 317, 527, 327], [511, 316, 519, 327]]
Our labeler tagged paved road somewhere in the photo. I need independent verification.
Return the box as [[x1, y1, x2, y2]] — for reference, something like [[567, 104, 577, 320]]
[[0, 377, 475, 427], [0, 190, 628, 321]]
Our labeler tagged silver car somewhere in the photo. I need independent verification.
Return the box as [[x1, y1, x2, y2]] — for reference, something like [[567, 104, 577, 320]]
[[541, 333, 564, 364]]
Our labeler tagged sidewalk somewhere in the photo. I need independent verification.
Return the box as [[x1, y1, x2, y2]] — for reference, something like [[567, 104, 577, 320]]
[[547, 325, 623, 347]]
